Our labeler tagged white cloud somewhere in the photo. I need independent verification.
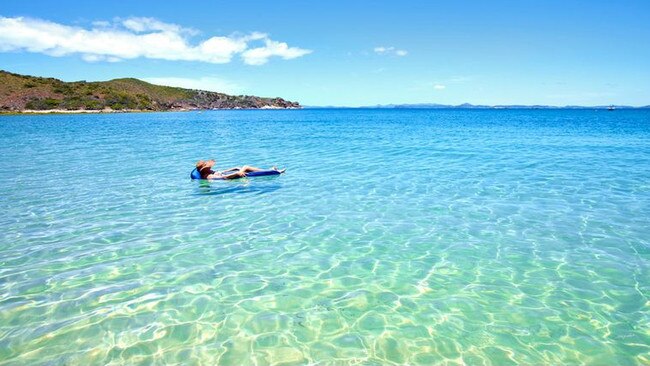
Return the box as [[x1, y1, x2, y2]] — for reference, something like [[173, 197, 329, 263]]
[[142, 76, 243, 94], [0, 16, 311, 65], [434, 84, 446, 90], [91, 20, 110, 28], [82, 54, 103, 62], [121, 17, 186, 34], [82, 54, 122, 62], [242, 38, 312, 65], [373, 46, 408, 57]]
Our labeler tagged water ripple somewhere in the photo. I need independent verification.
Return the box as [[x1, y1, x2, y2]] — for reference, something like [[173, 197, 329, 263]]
[[0, 110, 649, 365]]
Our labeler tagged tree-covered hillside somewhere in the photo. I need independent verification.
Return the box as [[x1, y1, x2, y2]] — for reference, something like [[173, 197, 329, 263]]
[[0, 71, 300, 112]]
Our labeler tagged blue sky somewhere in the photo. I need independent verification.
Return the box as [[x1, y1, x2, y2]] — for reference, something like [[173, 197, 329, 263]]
[[1, 0, 649, 106]]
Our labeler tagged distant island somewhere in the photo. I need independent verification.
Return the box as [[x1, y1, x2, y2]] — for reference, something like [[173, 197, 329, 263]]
[[0, 70, 300, 113], [306, 103, 650, 110]]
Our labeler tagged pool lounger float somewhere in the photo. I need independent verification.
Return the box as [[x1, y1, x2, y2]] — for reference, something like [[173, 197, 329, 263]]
[[190, 168, 281, 180]]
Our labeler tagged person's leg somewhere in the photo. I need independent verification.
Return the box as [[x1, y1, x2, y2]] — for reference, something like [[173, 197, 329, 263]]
[[240, 165, 265, 173]]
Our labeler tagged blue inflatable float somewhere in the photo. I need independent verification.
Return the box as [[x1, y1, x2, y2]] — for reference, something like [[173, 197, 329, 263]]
[[190, 168, 281, 180]]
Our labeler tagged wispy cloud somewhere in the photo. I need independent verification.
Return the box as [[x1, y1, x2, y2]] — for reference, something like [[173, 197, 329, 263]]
[[409, 77, 474, 93], [120, 17, 193, 34], [0, 16, 311, 65], [242, 38, 312, 65], [374, 46, 408, 57], [142, 76, 243, 95]]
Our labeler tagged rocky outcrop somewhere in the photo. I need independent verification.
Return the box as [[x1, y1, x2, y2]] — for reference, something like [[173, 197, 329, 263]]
[[0, 70, 301, 112]]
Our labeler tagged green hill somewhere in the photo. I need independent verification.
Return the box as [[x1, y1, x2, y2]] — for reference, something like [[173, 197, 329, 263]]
[[0, 70, 300, 112]]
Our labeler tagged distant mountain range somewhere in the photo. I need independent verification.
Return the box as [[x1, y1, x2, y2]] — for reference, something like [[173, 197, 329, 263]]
[[0, 70, 300, 112], [306, 103, 650, 109], [3, 70, 646, 113]]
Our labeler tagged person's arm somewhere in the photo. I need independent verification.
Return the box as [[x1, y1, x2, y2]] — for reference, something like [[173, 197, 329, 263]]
[[221, 170, 247, 179]]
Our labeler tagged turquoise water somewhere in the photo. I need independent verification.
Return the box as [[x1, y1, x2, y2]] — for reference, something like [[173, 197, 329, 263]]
[[0, 109, 648, 365]]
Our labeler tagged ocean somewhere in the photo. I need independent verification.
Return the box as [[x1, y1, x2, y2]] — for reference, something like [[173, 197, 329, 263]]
[[0, 109, 648, 365]]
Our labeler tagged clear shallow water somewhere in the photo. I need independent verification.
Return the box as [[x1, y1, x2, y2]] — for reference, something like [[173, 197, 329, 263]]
[[0, 109, 649, 365]]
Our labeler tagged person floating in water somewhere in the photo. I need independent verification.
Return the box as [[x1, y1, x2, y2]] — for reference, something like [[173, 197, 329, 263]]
[[195, 159, 285, 180]]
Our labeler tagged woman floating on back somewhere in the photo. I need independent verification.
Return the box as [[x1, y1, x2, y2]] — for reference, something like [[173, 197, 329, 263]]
[[194, 159, 285, 180]]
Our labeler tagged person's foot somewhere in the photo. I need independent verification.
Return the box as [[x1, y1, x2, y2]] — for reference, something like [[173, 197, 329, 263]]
[[272, 166, 286, 173]]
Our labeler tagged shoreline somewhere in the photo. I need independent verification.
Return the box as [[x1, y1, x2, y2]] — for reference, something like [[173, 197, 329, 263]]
[[0, 107, 302, 115], [2, 106, 644, 115], [1, 109, 150, 115]]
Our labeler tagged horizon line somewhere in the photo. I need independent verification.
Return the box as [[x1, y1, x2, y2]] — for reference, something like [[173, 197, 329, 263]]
[[302, 104, 650, 109]]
